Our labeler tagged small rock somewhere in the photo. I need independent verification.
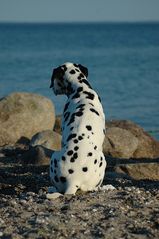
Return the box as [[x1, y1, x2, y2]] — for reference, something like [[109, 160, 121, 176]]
[[46, 192, 63, 199], [30, 130, 61, 151], [101, 185, 116, 191]]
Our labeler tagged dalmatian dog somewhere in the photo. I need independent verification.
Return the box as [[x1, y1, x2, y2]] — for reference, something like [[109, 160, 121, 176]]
[[48, 62, 106, 197]]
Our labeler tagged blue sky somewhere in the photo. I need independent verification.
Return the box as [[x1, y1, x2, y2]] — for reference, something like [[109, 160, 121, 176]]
[[0, 0, 159, 23]]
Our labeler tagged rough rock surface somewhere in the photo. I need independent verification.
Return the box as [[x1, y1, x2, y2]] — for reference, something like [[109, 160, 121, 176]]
[[19, 130, 62, 165], [0, 92, 55, 146], [30, 130, 61, 151], [0, 145, 159, 239], [103, 127, 138, 159], [21, 145, 53, 166], [115, 161, 159, 180], [105, 120, 159, 159], [54, 115, 62, 134]]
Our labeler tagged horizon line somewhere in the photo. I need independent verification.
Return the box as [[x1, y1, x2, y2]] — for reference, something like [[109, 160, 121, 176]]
[[0, 20, 159, 25]]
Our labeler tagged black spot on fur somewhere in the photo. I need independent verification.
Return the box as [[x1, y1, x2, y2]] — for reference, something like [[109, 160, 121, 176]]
[[83, 91, 95, 100], [78, 136, 83, 140], [75, 111, 83, 117], [76, 104, 85, 109], [90, 108, 100, 116], [77, 87, 83, 92], [78, 73, 84, 80], [99, 162, 103, 167], [64, 112, 70, 121], [67, 82, 74, 95], [82, 167, 88, 172], [67, 133, 77, 142], [70, 70, 76, 74], [70, 157, 75, 163], [67, 150, 73, 156], [64, 102, 70, 113], [62, 156, 66, 161], [72, 92, 80, 99], [94, 146, 97, 150], [54, 176, 59, 182], [68, 169, 74, 174], [62, 65, 67, 72], [74, 146, 79, 151], [89, 103, 94, 107], [94, 159, 97, 164], [60, 177, 67, 183], [81, 79, 92, 89], [54, 159, 58, 168], [73, 152, 78, 159], [88, 152, 93, 157], [86, 125, 92, 131], [67, 113, 75, 126], [73, 139, 78, 144]]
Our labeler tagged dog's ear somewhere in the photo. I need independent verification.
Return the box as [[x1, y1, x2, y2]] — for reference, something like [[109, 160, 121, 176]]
[[50, 66, 64, 88], [78, 64, 88, 78]]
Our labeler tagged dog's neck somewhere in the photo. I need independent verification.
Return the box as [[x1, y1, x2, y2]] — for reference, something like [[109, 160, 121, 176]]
[[66, 76, 92, 98]]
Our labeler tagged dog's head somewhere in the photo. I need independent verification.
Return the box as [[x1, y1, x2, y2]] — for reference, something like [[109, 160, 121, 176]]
[[50, 62, 88, 96]]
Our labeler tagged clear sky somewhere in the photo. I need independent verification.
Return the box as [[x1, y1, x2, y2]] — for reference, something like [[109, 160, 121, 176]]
[[0, 0, 159, 23]]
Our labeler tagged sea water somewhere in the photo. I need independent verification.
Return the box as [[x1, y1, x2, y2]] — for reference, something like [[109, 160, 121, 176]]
[[0, 22, 159, 139]]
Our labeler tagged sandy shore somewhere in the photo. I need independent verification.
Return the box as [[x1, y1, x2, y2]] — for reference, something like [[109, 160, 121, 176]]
[[0, 145, 159, 239]]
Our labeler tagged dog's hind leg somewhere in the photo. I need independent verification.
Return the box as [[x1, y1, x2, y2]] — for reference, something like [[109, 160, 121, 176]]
[[64, 182, 79, 195]]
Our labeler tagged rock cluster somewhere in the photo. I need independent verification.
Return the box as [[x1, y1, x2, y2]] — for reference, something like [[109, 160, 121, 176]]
[[0, 92, 159, 180]]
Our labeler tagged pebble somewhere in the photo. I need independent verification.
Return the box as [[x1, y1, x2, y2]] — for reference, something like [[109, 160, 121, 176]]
[[101, 184, 116, 191]]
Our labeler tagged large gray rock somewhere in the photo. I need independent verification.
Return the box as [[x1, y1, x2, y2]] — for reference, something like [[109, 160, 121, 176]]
[[104, 120, 159, 159], [103, 127, 138, 159], [0, 92, 55, 146], [115, 161, 159, 180]]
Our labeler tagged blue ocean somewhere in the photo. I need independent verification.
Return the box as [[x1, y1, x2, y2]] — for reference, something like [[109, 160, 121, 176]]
[[0, 23, 159, 139]]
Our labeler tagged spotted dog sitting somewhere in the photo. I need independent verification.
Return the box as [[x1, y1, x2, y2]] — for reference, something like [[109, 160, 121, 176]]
[[48, 62, 106, 197]]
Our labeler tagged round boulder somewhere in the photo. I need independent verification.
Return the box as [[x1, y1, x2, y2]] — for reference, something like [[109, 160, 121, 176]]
[[0, 92, 55, 146], [103, 127, 138, 159], [105, 120, 159, 159], [30, 130, 61, 151]]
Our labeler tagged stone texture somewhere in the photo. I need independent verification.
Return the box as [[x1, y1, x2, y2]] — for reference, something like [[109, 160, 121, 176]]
[[30, 130, 61, 151], [104, 120, 159, 159], [0, 92, 55, 146], [103, 127, 138, 159], [115, 161, 159, 180], [22, 145, 53, 165], [54, 115, 62, 134]]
